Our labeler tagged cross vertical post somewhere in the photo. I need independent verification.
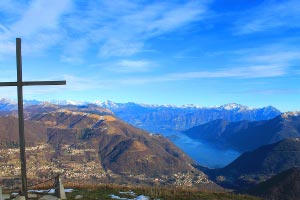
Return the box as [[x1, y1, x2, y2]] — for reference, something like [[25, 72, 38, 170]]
[[0, 38, 66, 200], [16, 38, 28, 199]]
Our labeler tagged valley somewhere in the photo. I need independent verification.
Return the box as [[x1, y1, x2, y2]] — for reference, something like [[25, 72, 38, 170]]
[[0, 99, 281, 168], [1, 98, 300, 199], [95, 101, 281, 167]]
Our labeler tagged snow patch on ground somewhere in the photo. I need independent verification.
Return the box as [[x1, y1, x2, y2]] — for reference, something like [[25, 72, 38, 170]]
[[28, 188, 74, 194], [109, 191, 151, 200]]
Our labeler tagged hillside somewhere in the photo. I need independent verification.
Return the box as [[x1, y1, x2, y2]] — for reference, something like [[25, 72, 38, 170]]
[[0, 105, 213, 189], [0, 116, 47, 147], [205, 138, 300, 189], [32, 109, 195, 177], [248, 167, 300, 200], [184, 112, 300, 152]]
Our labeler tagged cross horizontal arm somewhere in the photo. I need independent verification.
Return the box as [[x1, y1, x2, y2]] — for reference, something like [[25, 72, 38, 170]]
[[0, 80, 66, 87], [23, 80, 66, 86], [0, 82, 18, 86]]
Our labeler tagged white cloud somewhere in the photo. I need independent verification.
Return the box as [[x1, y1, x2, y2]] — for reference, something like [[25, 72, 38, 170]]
[[60, 39, 89, 64], [115, 65, 287, 85], [21, 63, 286, 93], [64, 1, 210, 57], [10, 0, 72, 36], [0, 0, 27, 22], [0, 0, 72, 57], [0, 68, 16, 81], [62, 74, 113, 91], [120, 1, 207, 38], [254, 89, 300, 95], [243, 51, 300, 64], [98, 40, 143, 57], [0, 40, 15, 59], [111, 59, 153, 73], [0, 1, 209, 59], [90, 59, 155, 73], [235, 0, 300, 34], [225, 89, 300, 95], [203, 42, 300, 76], [168, 65, 286, 79], [0, 24, 10, 35]]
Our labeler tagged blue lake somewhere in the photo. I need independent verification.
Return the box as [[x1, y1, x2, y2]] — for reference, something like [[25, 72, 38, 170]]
[[167, 132, 240, 168]]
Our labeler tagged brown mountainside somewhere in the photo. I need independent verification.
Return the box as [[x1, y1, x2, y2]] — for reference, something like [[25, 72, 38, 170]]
[[0, 106, 213, 189], [37, 110, 195, 177], [0, 116, 47, 147]]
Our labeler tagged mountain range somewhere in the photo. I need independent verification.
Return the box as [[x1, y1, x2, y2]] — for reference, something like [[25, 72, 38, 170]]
[[98, 101, 281, 134], [0, 98, 281, 135], [184, 112, 300, 152]]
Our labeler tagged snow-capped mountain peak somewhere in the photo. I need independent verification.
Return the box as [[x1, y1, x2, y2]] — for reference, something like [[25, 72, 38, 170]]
[[94, 100, 119, 108], [214, 103, 253, 111], [0, 98, 17, 104], [282, 111, 300, 118], [47, 100, 89, 106]]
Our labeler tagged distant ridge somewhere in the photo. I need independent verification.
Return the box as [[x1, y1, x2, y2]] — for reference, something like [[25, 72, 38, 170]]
[[96, 101, 281, 133], [0, 98, 281, 134], [184, 113, 300, 152], [0, 97, 280, 111]]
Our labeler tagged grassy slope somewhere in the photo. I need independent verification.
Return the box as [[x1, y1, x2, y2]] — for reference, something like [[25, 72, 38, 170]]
[[63, 185, 261, 200]]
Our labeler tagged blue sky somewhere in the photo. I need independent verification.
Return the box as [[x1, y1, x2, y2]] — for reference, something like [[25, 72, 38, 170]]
[[0, 0, 300, 111]]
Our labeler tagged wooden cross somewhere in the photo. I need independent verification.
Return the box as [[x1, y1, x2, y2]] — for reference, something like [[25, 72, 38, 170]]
[[0, 38, 66, 199]]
